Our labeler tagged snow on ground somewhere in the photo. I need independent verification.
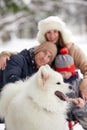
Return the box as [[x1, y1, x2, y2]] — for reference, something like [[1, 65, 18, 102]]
[[0, 37, 39, 52], [0, 124, 5, 130], [73, 123, 84, 130], [0, 36, 87, 130]]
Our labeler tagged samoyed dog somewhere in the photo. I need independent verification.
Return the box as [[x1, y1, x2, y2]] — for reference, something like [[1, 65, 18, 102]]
[[0, 65, 71, 130]]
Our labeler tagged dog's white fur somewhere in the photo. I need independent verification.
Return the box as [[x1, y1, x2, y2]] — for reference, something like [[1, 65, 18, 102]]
[[0, 65, 70, 130]]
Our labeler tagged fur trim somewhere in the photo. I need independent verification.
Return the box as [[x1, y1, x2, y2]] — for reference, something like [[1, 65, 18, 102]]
[[37, 16, 74, 43]]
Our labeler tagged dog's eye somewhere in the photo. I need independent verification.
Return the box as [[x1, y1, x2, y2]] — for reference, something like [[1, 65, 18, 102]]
[[57, 82, 61, 85]]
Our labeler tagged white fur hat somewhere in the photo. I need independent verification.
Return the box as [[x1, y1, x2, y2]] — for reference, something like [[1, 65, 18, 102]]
[[37, 16, 74, 43]]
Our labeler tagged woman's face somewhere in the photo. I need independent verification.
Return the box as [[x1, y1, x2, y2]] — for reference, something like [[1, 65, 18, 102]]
[[35, 50, 53, 68], [45, 30, 59, 44]]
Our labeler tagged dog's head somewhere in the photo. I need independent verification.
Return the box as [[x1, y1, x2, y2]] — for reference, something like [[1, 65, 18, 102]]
[[36, 65, 72, 101]]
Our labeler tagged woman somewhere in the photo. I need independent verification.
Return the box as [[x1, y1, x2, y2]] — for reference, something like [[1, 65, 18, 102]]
[[0, 42, 57, 89], [37, 16, 87, 100]]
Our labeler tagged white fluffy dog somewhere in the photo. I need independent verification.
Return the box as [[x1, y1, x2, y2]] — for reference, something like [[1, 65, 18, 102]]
[[0, 65, 71, 130]]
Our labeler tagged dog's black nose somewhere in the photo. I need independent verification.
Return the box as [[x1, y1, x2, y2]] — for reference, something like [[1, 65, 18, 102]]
[[69, 86, 72, 89]]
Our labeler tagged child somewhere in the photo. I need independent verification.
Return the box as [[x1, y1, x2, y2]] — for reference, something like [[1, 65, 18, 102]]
[[55, 48, 87, 130]]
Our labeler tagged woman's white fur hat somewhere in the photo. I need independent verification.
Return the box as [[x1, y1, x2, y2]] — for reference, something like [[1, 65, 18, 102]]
[[37, 16, 74, 43]]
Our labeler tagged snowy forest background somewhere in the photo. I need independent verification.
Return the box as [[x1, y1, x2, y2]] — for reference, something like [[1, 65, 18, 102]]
[[0, 0, 87, 44]]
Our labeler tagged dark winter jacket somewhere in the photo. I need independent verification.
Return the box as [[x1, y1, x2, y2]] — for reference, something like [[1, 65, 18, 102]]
[[0, 48, 38, 91]]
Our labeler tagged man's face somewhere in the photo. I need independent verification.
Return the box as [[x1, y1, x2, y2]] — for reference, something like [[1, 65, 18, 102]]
[[35, 50, 52, 68]]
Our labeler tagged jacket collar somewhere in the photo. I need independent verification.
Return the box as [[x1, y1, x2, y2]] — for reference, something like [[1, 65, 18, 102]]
[[64, 72, 79, 83]]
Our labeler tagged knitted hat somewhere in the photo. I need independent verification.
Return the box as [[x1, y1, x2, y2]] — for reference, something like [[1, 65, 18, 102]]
[[34, 42, 57, 64], [37, 16, 74, 43], [55, 48, 75, 74]]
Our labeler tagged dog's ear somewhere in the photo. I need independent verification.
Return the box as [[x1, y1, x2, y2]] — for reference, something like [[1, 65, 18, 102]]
[[37, 66, 50, 87], [45, 64, 51, 69]]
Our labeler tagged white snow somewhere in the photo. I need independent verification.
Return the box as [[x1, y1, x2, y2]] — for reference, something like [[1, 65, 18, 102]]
[[0, 124, 5, 130]]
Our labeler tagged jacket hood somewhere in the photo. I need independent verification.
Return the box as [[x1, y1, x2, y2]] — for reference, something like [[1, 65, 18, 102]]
[[37, 16, 74, 43]]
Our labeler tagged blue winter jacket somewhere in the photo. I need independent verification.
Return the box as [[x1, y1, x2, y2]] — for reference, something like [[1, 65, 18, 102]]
[[0, 48, 38, 91]]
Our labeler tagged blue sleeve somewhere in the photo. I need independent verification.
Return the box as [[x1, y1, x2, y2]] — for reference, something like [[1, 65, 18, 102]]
[[3, 54, 24, 85]]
